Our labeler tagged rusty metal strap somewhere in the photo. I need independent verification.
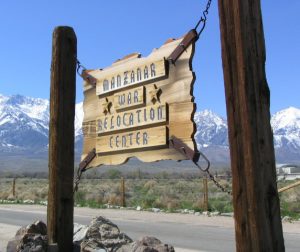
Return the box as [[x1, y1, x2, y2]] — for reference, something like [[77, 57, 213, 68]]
[[170, 137, 231, 195], [169, 136, 200, 163], [81, 70, 97, 86], [167, 29, 198, 64], [79, 148, 96, 170], [75, 58, 97, 86], [74, 148, 96, 193]]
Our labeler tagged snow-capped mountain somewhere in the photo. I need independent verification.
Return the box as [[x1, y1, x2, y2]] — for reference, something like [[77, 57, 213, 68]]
[[0, 94, 83, 154], [194, 107, 300, 163], [194, 110, 228, 148], [271, 107, 300, 162], [0, 94, 299, 164]]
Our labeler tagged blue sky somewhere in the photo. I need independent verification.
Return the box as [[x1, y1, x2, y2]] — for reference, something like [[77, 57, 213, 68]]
[[0, 1, 299, 116]]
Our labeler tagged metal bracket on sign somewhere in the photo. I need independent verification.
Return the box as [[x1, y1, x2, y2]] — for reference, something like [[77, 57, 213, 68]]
[[169, 136, 210, 172], [167, 29, 198, 65], [81, 70, 97, 87], [169, 136, 200, 163], [74, 148, 96, 193]]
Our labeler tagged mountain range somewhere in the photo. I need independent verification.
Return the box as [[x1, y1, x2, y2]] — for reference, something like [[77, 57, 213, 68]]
[[0, 94, 299, 172]]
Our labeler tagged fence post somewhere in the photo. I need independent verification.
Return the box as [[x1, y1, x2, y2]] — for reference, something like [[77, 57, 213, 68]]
[[12, 178, 16, 197], [203, 176, 208, 211], [47, 26, 77, 252], [121, 177, 126, 207]]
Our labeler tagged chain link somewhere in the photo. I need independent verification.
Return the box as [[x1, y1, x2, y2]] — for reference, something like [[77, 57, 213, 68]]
[[193, 151, 232, 196], [206, 170, 232, 195], [76, 59, 86, 76], [194, 0, 213, 38], [73, 166, 85, 194], [192, 0, 231, 195]]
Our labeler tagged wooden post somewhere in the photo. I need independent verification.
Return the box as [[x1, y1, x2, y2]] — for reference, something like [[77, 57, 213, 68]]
[[12, 178, 16, 197], [47, 26, 77, 251], [218, 1, 285, 251], [121, 177, 126, 207], [203, 177, 208, 211]]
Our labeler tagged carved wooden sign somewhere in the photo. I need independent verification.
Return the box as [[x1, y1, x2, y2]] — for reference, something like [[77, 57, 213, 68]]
[[81, 34, 197, 167]]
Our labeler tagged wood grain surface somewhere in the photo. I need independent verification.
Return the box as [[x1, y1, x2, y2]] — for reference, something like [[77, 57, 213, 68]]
[[81, 36, 197, 167]]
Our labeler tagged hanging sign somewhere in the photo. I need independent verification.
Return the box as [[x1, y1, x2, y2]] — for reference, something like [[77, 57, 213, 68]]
[[81, 32, 198, 167]]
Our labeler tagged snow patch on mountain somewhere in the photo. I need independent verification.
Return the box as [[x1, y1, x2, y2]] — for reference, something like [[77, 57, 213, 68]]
[[194, 109, 228, 148], [0, 94, 84, 153], [271, 107, 300, 150], [75, 102, 83, 138]]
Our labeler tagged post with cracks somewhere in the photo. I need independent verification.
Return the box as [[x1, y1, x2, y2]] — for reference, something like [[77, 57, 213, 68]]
[[218, 0, 285, 251], [48, 26, 77, 251]]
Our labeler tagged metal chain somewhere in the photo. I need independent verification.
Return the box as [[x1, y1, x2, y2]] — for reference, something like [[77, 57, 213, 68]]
[[193, 0, 230, 195], [194, 0, 213, 38], [193, 151, 232, 195], [73, 166, 86, 194], [76, 58, 86, 76]]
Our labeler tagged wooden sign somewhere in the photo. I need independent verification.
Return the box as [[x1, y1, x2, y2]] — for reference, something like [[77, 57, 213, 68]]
[[81, 34, 197, 167]]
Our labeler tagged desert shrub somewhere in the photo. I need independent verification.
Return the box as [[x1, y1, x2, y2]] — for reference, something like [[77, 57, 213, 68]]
[[106, 169, 122, 179], [74, 191, 86, 206], [143, 180, 158, 190], [167, 199, 180, 210]]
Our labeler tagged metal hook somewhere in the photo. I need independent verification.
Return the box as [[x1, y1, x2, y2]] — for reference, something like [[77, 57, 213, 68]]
[[76, 59, 86, 76], [193, 151, 210, 172]]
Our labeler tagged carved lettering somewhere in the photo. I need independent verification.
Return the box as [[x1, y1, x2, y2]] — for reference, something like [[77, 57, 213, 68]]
[[96, 126, 167, 154], [137, 68, 142, 82], [117, 75, 121, 87], [111, 77, 115, 89], [150, 63, 156, 77], [124, 71, 128, 85], [114, 87, 145, 111], [96, 59, 165, 95], [97, 104, 167, 134]]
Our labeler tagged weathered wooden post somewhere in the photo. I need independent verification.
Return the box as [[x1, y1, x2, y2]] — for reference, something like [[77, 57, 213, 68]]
[[12, 178, 16, 197], [121, 177, 126, 207], [218, 0, 285, 250], [203, 176, 208, 211], [48, 26, 77, 251]]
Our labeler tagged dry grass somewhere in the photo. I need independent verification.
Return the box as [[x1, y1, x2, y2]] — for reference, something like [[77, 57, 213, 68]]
[[0, 178, 299, 218]]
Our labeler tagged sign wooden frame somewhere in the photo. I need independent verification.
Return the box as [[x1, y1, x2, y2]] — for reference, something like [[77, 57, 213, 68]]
[[81, 35, 197, 167]]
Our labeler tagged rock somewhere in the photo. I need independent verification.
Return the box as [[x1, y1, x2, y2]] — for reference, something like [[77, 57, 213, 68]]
[[17, 234, 47, 252], [117, 236, 175, 252], [80, 239, 107, 252], [211, 211, 220, 216], [39, 201, 48, 206], [188, 210, 195, 214], [23, 199, 34, 204], [7, 217, 175, 252], [152, 208, 161, 213], [81, 216, 132, 252], [221, 212, 234, 217], [136, 206, 142, 211], [73, 223, 88, 243], [7, 220, 47, 252], [202, 211, 210, 216], [282, 216, 292, 222], [194, 212, 200, 216]]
